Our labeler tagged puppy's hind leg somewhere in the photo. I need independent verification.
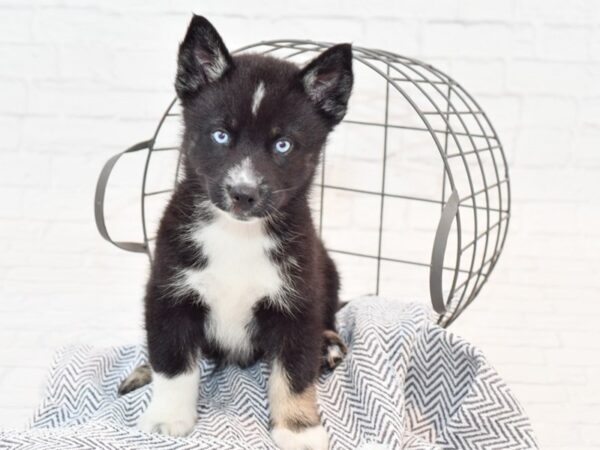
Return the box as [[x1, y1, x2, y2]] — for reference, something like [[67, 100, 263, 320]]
[[118, 365, 152, 395], [321, 330, 347, 372], [320, 252, 346, 372], [269, 359, 328, 450]]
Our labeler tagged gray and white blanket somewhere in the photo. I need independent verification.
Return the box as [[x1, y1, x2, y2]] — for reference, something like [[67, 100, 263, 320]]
[[0, 298, 537, 449]]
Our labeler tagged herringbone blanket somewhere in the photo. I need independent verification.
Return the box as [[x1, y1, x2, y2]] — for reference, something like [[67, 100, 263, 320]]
[[1, 298, 537, 449]]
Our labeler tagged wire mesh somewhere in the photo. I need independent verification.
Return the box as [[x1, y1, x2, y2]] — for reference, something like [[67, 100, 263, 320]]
[[135, 40, 510, 327]]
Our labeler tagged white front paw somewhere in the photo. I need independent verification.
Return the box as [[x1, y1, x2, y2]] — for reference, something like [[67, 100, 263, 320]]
[[271, 425, 329, 450], [138, 403, 197, 437], [136, 369, 200, 437]]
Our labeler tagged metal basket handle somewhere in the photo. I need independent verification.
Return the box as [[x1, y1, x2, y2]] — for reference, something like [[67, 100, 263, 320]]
[[94, 140, 153, 254], [429, 190, 459, 314]]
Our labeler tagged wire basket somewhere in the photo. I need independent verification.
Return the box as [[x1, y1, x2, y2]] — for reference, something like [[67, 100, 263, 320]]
[[95, 40, 510, 327]]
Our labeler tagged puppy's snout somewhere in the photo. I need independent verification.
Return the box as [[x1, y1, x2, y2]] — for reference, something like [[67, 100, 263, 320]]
[[228, 184, 260, 212]]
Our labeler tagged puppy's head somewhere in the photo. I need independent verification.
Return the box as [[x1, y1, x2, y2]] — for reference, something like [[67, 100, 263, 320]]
[[176, 15, 353, 221]]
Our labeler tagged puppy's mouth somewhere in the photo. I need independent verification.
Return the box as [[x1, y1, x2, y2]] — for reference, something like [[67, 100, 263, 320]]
[[213, 188, 268, 222], [219, 204, 268, 223], [226, 206, 259, 222]]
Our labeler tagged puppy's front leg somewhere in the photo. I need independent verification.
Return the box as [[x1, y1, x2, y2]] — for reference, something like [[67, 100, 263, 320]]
[[138, 367, 199, 436], [138, 297, 204, 437], [269, 358, 328, 450]]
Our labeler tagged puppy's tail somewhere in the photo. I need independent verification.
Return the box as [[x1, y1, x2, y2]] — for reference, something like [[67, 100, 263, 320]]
[[337, 300, 349, 311], [118, 364, 152, 396]]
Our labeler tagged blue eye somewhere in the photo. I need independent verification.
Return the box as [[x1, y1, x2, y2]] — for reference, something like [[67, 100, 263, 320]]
[[211, 130, 230, 145], [274, 138, 292, 154]]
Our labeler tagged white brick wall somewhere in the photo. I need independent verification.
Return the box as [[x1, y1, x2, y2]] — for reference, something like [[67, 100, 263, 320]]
[[1, 1, 599, 448]]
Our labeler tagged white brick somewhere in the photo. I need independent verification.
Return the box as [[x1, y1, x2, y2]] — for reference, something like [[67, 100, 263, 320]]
[[509, 383, 568, 404], [507, 60, 589, 96], [21, 187, 92, 221], [527, 403, 600, 425], [388, 0, 460, 20], [560, 331, 600, 349], [100, 13, 186, 51], [521, 96, 576, 128], [515, 0, 600, 24], [27, 81, 118, 117], [21, 116, 156, 152], [458, 0, 515, 21], [451, 60, 505, 95], [533, 422, 581, 447], [515, 128, 571, 168], [0, 8, 32, 43], [1, 367, 48, 389], [540, 25, 590, 61], [567, 384, 600, 407], [481, 344, 546, 365], [50, 153, 110, 188], [458, 326, 559, 348], [510, 24, 537, 58], [252, 16, 366, 45], [572, 128, 600, 168], [423, 23, 535, 58], [42, 221, 99, 250], [52, 0, 172, 13], [515, 312, 598, 332], [576, 203, 600, 236], [547, 348, 600, 367], [0, 154, 51, 187], [581, 425, 600, 446], [0, 187, 23, 218], [0, 79, 27, 114], [363, 19, 420, 56], [498, 363, 580, 385], [56, 45, 113, 81], [111, 48, 177, 90], [31, 8, 118, 46], [0, 116, 21, 150], [0, 219, 45, 240], [580, 97, 600, 127], [422, 23, 465, 57], [590, 29, 600, 61], [509, 167, 588, 202], [0, 43, 58, 78], [0, 345, 54, 368], [584, 63, 600, 95]]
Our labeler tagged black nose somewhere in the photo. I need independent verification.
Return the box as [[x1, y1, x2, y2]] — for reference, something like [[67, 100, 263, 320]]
[[228, 184, 260, 212]]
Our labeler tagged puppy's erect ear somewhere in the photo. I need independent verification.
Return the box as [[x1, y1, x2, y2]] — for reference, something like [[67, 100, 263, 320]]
[[175, 15, 233, 101], [299, 44, 353, 125]]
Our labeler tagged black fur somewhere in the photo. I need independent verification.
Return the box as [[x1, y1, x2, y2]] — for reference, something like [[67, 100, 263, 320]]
[[135, 16, 353, 403]]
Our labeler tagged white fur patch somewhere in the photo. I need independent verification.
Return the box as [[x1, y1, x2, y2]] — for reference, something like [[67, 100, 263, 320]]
[[271, 425, 329, 450], [138, 368, 199, 437], [225, 157, 260, 188], [179, 209, 286, 363], [251, 81, 266, 116]]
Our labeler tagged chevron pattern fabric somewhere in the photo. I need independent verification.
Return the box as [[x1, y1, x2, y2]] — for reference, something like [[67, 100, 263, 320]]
[[0, 298, 538, 449]]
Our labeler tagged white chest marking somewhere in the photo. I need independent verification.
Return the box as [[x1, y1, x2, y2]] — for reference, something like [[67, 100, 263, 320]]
[[182, 211, 283, 361]]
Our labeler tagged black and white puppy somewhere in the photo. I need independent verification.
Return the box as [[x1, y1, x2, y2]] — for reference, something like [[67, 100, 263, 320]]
[[119, 16, 353, 450]]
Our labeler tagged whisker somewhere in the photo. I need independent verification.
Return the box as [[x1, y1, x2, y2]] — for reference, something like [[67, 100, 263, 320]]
[[272, 186, 299, 195]]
